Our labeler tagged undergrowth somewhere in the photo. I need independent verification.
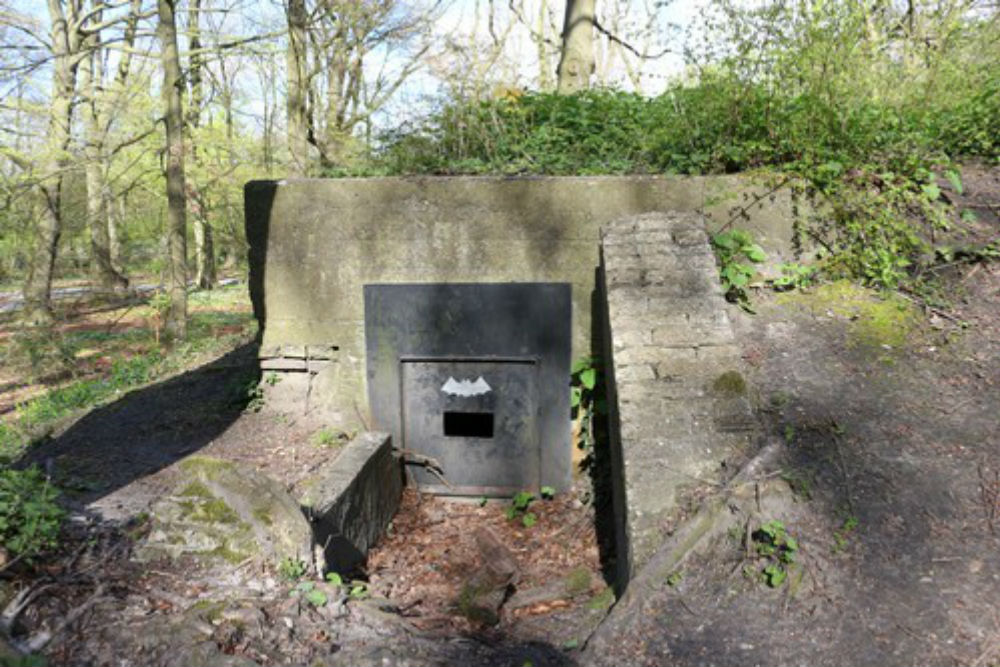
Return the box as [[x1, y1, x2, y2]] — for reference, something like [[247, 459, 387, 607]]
[[349, 1, 999, 296]]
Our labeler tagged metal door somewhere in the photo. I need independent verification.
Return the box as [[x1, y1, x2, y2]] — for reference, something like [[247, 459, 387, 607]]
[[401, 357, 539, 496]]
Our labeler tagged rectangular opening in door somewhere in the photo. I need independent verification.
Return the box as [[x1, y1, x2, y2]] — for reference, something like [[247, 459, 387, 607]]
[[443, 411, 494, 438]]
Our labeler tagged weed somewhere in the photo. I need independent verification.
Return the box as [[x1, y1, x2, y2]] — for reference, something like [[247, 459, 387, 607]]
[[711, 229, 766, 312], [242, 380, 265, 413], [771, 263, 817, 291], [311, 427, 349, 448], [750, 520, 799, 588], [571, 356, 605, 469], [666, 571, 683, 587], [505, 490, 538, 527], [780, 469, 814, 500], [277, 557, 307, 581], [832, 516, 859, 553], [289, 581, 328, 607]]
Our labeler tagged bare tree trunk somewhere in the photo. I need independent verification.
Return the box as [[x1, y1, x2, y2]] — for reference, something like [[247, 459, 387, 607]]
[[108, 192, 123, 271], [80, 11, 128, 291], [286, 0, 310, 176], [22, 0, 81, 325], [187, 0, 216, 289], [157, 0, 187, 341], [537, 0, 555, 91], [556, 0, 596, 93]]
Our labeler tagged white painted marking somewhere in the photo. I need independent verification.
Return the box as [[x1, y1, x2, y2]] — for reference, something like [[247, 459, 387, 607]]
[[441, 376, 492, 397]]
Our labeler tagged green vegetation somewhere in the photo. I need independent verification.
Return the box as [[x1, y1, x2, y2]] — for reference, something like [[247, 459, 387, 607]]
[[505, 490, 538, 528], [778, 280, 921, 350], [277, 557, 307, 581], [0, 466, 65, 561], [751, 520, 799, 588], [0, 285, 256, 463], [571, 355, 606, 468], [832, 516, 860, 554], [311, 427, 350, 448], [359, 2, 998, 297], [711, 229, 767, 311]]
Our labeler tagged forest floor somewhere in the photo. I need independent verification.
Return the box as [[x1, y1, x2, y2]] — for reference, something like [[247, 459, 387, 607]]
[[0, 166, 998, 666]]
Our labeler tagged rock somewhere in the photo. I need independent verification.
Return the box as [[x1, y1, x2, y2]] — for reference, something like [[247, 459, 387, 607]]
[[135, 456, 314, 571], [454, 527, 520, 626]]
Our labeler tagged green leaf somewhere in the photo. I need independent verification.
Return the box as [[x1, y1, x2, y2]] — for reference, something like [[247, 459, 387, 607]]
[[764, 564, 787, 587], [570, 387, 581, 408], [349, 584, 368, 599], [305, 589, 328, 607], [744, 244, 766, 263], [325, 572, 343, 586], [961, 209, 978, 223], [712, 233, 737, 250], [579, 368, 596, 390], [540, 485, 556, 500], [944, 169, 963, 195], [522, 512, 537, 528], [921, 183, 941, 200]]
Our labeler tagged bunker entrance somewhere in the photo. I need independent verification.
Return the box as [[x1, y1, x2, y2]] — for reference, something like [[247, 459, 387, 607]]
[[364, 283, 572, 497]]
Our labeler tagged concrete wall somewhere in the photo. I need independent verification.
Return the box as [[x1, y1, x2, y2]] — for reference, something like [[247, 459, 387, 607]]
[[601, 212, 759, 586], [245, 175, 798, 426]]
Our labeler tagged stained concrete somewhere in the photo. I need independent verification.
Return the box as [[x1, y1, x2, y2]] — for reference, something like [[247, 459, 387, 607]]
[[245, 176, 801, 428]]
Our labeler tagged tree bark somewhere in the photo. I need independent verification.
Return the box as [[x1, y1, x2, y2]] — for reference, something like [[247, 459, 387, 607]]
[[80, 9, 129, 291], [286, 0, 309, 176], [22, 0, 81, 325], [187, 0, 216, 289], [157, 0, 188, 341], [556, 0, 596, 93]]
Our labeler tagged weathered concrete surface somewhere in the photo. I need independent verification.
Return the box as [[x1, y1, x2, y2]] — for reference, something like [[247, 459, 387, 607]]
[[601, 211, 761, 584], [136, 456, 315, 570], [245, 176, 800, 427], [299, 431, 402, 573]]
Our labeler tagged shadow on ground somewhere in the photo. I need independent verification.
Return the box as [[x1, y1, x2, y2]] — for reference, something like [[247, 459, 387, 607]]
[[15, 341, 259, 518]]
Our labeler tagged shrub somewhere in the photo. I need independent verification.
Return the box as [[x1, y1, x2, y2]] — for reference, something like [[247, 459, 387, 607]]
[[0, 466, 65, 560]]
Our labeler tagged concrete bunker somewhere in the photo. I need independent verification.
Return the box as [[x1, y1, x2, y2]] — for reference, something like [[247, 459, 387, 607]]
[[245, 176, 794, 584]]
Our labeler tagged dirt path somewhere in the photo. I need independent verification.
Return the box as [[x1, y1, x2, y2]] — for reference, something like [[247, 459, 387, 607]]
[[585, 268, 1000, 667]]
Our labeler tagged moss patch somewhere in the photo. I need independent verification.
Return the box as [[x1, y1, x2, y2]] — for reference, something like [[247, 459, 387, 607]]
[[712, 370, 747, 396], [564, 566, 593, 596], [178, 456, 237, 480], [252, 506, 274, 526], [777, 280, 920, 350], [587, 586, 615, 611]]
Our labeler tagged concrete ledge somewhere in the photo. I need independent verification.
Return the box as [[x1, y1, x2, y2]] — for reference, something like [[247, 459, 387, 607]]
[[299, 431, 403, 573]]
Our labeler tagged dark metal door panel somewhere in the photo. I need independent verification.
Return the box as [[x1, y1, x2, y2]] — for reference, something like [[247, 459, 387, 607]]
[[401, 358, 538, 496]]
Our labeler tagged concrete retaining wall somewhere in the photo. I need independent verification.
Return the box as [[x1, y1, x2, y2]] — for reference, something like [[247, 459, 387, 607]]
[[299, 431, 402, 573], [601, 212, 760, 585], [245, 175, 798, 427]]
